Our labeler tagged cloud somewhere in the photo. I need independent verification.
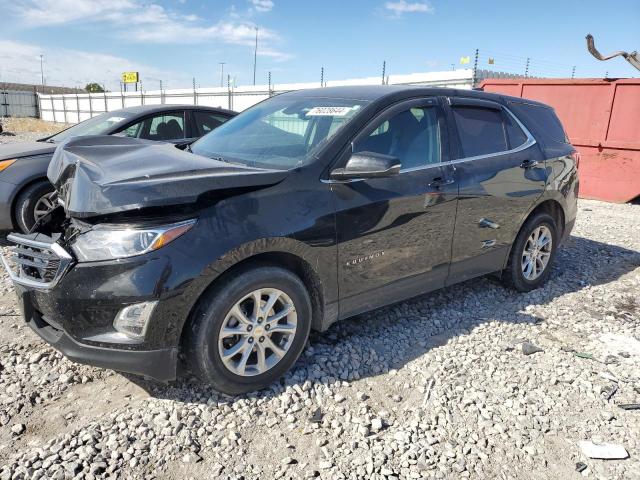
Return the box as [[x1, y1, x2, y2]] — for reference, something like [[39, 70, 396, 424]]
[[250, 0, 274, 12], [9, 0, 290, 60], [0, 40, 188, 90], [384, 0, 434, 17]]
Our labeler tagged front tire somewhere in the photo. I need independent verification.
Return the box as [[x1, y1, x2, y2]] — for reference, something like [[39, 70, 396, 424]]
[[502, 212, 558, 292], [14, 180, 56, 233], [185, 266, 312, 395]]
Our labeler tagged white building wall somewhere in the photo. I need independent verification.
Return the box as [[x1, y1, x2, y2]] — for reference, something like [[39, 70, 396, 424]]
[[38, 69, 475, 123]]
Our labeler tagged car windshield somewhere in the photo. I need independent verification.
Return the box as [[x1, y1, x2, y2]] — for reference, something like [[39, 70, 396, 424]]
[[47, 111, 135, 143], [190, 95, 368, 169]]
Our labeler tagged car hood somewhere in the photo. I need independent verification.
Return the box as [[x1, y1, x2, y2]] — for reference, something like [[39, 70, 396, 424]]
[[0, 141, 55, 160], [47, 135, 289, 219]]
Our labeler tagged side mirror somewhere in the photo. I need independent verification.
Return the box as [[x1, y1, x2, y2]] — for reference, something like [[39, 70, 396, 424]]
[[330, 151, 401, 180]]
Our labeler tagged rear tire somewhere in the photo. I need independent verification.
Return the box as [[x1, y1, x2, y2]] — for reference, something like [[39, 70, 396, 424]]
[[502, 212, 558, 292], [14, 180, 55, 233], [184, 266, 312, 395]]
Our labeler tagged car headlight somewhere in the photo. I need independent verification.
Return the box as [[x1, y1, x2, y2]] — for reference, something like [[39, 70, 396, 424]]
[[71, 219, 196, 262]]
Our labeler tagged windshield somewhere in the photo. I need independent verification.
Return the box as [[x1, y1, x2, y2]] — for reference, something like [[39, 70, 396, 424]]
[[191, 95, 368, 169], [48, 111, 134, 143]]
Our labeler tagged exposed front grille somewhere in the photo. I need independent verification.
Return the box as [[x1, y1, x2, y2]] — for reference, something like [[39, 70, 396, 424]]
[[1, 233, 73, 289]]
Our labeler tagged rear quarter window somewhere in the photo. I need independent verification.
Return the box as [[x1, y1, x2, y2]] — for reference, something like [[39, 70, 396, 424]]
[[508, 103, 568, 144]]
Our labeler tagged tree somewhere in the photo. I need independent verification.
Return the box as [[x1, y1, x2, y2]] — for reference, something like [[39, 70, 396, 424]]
[[85, 83, 105, 93]]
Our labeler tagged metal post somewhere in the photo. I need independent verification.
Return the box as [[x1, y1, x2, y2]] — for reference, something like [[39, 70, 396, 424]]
[[88, 90, 93, 117], [140, 81, 144, 106], [50, 96, 55, 122], [104, 89, 108, 112], [320, 67, 324, 87], [193, 77, 197, 105], [76, 91, 80, 122], [382, 61, 386, 85], [524, 57, 530, 77], [35, 89, 41, 119], [571, 66, 576, 79], [253, 27, 258, 85], [61, 95, 68, 124], [268, 71, 272, 96], [219, 62, 226, 87], [472, 49, 479, 87], [39, 54, 45, 94], [227, 74, 232, 110], [160, 80, 164, 104]]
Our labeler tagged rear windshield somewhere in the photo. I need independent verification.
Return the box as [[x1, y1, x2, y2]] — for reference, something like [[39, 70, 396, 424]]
[[191, 95, 368, 169], [508, 102, 568, 144]]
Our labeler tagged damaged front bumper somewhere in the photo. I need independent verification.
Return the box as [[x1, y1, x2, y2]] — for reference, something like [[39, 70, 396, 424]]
[[2, 232, 183, 382]]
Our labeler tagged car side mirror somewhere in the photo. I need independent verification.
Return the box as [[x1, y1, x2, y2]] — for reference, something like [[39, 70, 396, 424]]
[[330, 151, 401, 180]]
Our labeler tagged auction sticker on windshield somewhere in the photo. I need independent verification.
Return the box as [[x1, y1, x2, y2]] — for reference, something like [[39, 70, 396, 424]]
[[306, 106, 354, 117]]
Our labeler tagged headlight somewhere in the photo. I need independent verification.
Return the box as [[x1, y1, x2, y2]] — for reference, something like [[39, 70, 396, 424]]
[[71, 219, 196, 262], [0, 159, 17, 172]]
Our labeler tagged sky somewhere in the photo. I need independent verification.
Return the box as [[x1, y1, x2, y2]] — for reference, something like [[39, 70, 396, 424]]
[[0, 0, 638, 91]]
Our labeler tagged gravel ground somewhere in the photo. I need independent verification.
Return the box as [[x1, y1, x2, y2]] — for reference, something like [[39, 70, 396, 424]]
[[0, 132, 639, 479]]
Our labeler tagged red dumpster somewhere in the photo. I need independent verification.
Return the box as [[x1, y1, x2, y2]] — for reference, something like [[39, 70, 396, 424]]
[[480, 78, 640, 203]]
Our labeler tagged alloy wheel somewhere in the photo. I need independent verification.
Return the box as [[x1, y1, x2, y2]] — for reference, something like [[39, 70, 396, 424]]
[[521, 225, 553, 281], [33, 192, 57, 222], [218, 288, 297, 377]]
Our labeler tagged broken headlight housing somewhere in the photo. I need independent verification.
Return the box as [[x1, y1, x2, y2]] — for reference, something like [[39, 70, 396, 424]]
[[71, 219, 196, 262]]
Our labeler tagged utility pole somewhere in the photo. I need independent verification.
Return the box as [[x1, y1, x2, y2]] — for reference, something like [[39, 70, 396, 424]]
[[253, 27, 259, 85], [39, 54, 45, 93], [472, 48, 479, 87], [219, 62, 226, 87]]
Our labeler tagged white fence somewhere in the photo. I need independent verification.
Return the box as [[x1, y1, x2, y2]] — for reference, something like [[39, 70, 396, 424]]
[[38, 69, 482, 124]]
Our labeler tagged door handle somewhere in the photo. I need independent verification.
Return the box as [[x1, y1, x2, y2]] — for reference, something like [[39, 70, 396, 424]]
[[520, 159, 539, 169], [428, 177, 455, 188]]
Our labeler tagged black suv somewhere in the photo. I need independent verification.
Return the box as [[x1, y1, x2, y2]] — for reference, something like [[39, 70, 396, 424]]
[[2, 86, 578, 394]]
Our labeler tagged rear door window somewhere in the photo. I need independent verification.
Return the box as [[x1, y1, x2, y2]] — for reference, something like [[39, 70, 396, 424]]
[[452, 107, 507, 157], [193, 111, 230, 136], [117, 112, 186, 141], [504, 112, 528, 149]]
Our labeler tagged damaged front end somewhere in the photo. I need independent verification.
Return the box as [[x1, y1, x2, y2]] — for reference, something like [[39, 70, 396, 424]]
[[4, 134, 288, 288], [0, 134, 292, 381]]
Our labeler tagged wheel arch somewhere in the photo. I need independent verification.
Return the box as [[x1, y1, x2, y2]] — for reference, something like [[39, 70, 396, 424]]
[[178, 242, 330, 353], [501, 198, 566, 270]]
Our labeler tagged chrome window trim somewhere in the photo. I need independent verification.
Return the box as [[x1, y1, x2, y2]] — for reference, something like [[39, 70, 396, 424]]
[[323, 102, 537, 184]]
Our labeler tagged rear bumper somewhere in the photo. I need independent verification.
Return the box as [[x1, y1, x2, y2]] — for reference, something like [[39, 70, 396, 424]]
[[18, 286, 178, 382]]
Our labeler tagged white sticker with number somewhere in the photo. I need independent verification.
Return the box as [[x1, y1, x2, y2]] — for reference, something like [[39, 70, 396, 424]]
[[306, 106, 353, 117]]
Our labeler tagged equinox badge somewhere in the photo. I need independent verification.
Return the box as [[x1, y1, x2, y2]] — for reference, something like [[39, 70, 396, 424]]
[[346, 251, 385, 266]]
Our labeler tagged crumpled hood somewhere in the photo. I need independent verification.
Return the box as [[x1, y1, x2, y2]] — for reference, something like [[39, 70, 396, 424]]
[[47, 135, 288, 219], [0, 141, 55, 160]]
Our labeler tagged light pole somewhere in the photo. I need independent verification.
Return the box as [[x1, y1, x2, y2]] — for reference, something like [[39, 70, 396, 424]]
[[39, 54, 45, 93], [253, 27, 258, 85], [219, 62, 226, 87]]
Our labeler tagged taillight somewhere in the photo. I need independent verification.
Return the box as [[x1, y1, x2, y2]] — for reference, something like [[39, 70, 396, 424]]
[[571, 151, 581, 169]]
